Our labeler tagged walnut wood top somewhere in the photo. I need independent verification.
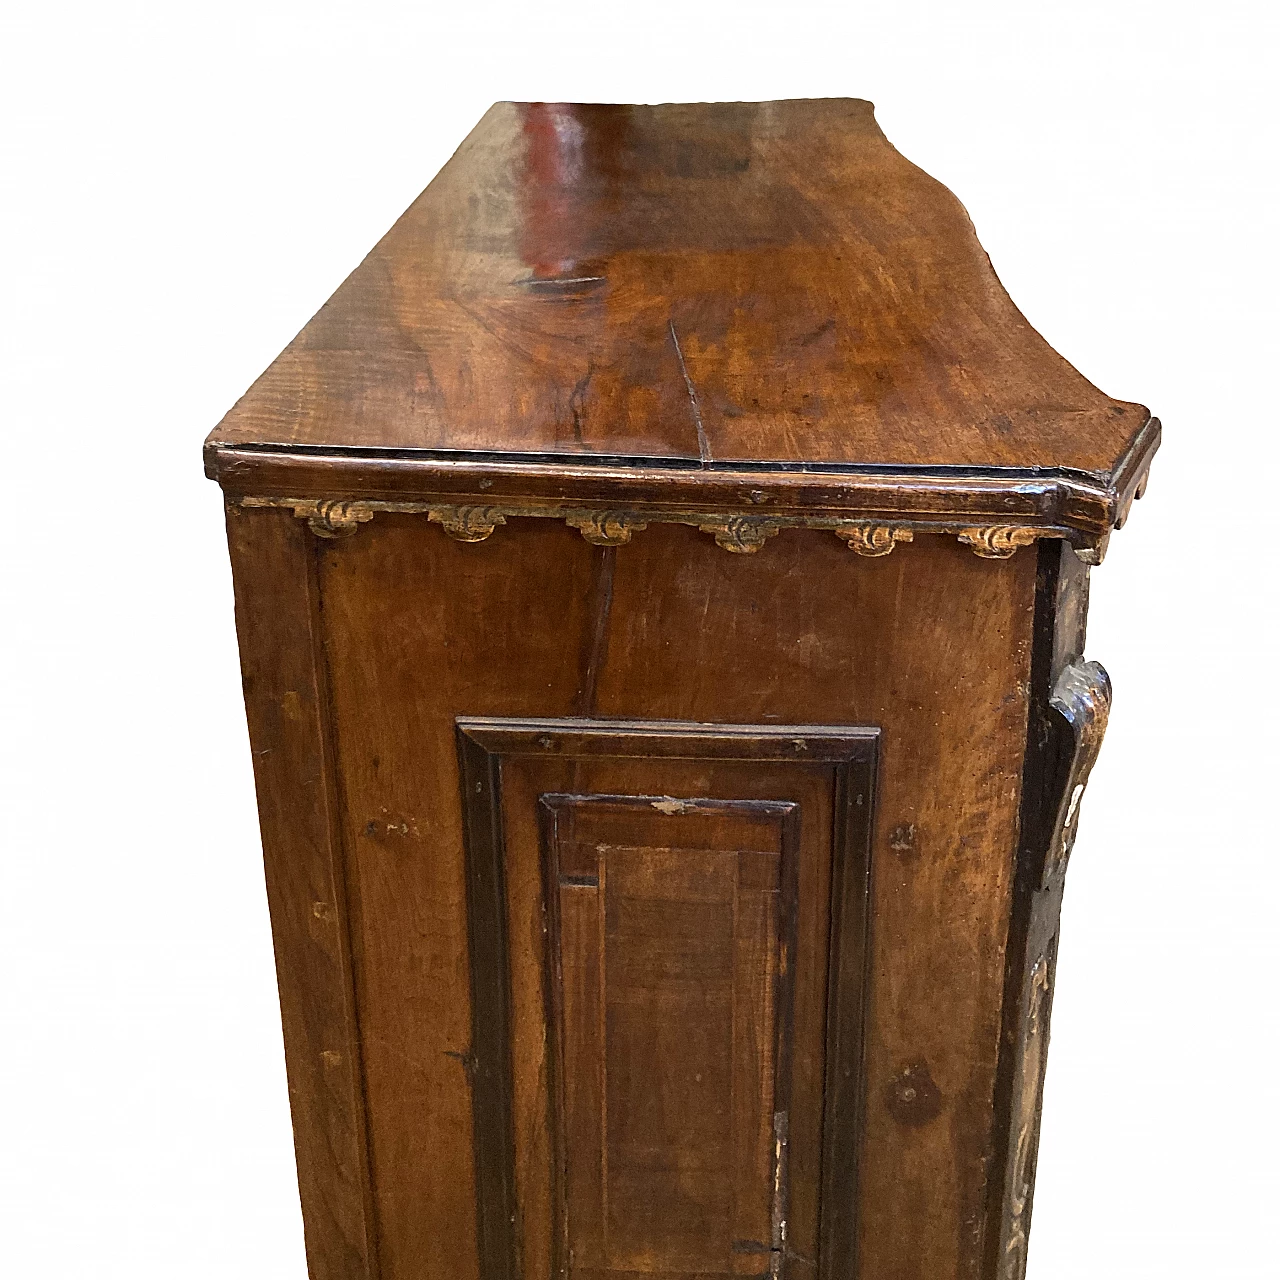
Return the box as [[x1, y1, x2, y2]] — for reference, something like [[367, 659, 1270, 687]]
[[206, 99, 1157, 540]]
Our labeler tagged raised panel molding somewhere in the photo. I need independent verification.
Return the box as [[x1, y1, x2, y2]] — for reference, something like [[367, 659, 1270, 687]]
[[455, 718, 879, 1280]]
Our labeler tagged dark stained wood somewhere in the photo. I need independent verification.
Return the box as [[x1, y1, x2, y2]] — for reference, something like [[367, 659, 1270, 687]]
[[455, 728, 519, 1280], [819, 758, 877, 1280], [207, 101, 1150, 490], [984, 541, 1111, 1280], [209, 101, 1151, 1280]]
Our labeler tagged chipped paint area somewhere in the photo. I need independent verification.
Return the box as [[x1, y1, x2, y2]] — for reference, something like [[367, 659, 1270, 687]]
[[364, 805, 421, 840], [650, 797, 695, 815]]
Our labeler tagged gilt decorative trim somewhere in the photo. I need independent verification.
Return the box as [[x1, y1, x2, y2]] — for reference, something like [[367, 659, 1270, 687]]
[[428, 505, 506, 542], [564, 511, 649, 546], [697, 515, 782, 554], [275, 498, 376, 539], [833, 524, 914, 557], [238, 496, 1090, 560], [957, 526, 1041, 559]]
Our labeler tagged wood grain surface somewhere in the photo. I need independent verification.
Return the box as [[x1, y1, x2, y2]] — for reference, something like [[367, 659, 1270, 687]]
[[456, 723, 876, 1280], [206, 99, 1156, 533], [224, 505, 376, 1279], [224, 511, 1038, 1279], [210, 100, 1140, 1280]]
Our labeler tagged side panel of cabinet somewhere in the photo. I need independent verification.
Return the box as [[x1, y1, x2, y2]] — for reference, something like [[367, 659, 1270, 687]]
[[293, 517, 1036, 1280]]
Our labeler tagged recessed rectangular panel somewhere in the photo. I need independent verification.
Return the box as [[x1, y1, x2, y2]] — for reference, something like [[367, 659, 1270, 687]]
[[542, 798, 796, 1279], [455, 718, 878, 1280]]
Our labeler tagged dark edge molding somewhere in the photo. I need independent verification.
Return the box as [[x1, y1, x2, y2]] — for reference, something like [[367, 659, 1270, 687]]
[[457, 717, 881, 760], [818, 741, 879, 1280], [205, 413, 1156, 492], [775, 801, 804, 1277], [534, 797, 570, 1280], [983, 539, 1062, 1279], [1108, 414, 1161, 530], [454, 717, 880, 1280], [983, 541, 1098, 1280], [455, 727, 521, 1280], [206, 411, 1160, 543]]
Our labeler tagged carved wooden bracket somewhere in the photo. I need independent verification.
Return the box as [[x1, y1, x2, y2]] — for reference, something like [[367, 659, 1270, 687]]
[[957, 526, 1041, 559], [697, 515, 782, 553], [1043, 659, 1112, 885], [427, 506, 507, 542], [992, 655, 1112, 1280], [832, 523, 914, 557], [298, 499, 376, 539], [564, 511, 649, 546]]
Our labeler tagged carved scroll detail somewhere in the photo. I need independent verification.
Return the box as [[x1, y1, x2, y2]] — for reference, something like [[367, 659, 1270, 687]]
[[957, 526, 1041, 558], [993, 660, 1111, 1279], [1001, 952, 1054, 1280], [832, 524, 914, 556], [287, 498, 375, 538], [697, 516, 781, 554], [565, 511, 649, 546], [1043, 659, 1112, 884], [244, 495, 1098, 558], [428, 505, 506, 542]]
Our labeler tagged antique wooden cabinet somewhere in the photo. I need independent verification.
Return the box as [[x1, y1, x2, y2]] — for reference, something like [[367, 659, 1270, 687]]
[[206, 100, 1157, 1280]]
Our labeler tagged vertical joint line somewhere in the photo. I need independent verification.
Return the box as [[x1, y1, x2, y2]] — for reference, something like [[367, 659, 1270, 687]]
[[669, 320, 712, 463], [306, 534, 383, 1276]]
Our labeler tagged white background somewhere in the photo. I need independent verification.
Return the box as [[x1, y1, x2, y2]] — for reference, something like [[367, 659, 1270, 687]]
[[3, 3, 1276, 1277]]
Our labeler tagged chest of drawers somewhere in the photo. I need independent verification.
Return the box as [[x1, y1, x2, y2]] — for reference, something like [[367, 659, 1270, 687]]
[[206, 98, 1157, 1280]]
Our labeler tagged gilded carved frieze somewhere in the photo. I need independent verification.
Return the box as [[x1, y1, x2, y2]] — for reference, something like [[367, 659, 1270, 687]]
[[300, 499, 375, 539], [239, 496, 1075, 560]]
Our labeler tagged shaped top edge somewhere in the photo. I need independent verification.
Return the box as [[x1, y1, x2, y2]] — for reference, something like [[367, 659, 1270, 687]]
[[206, 98, 1156, 534]]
